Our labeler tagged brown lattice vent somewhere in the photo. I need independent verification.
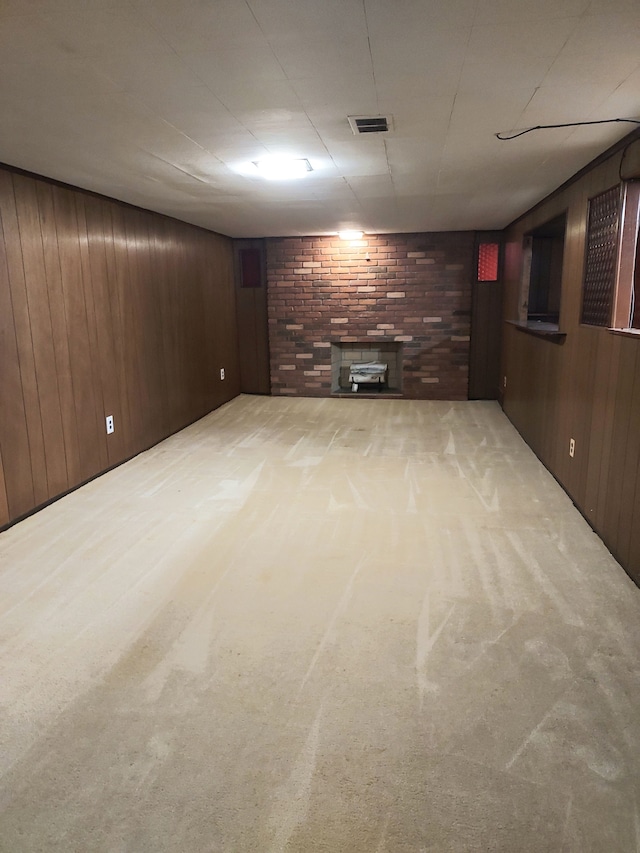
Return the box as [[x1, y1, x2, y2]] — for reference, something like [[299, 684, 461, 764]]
[[581, 185, 621, 326]]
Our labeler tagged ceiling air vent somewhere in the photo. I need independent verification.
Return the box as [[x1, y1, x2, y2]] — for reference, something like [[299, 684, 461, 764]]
[[348, 115, 392, 134]]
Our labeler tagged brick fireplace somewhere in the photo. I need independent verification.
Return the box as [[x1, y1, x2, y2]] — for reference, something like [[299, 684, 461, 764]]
[[267, 232, 474, 400]]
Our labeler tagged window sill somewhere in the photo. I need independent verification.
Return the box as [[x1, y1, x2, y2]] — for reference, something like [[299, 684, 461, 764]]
[[507, 320, 567, 342], [609, 327, 640, 338]]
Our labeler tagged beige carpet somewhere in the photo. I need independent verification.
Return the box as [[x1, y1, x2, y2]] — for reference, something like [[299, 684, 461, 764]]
[[1, 395, 639, 852]]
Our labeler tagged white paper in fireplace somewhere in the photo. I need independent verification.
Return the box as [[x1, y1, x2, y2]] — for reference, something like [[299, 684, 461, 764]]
[[348, 361, 388, 390]]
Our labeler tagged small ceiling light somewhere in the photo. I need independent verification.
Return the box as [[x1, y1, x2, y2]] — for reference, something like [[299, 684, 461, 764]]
[[253, 157, 312, 180], [338, 230, 364, 240]]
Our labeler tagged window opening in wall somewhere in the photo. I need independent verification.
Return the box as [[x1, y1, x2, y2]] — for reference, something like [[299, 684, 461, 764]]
[[477, 243, 499, 281], [522, 213, 567, 328], [581, 185, 621, 327]]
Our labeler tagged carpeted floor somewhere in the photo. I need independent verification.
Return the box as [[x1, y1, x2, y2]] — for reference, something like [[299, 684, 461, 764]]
[[1, 395, 639, 852]]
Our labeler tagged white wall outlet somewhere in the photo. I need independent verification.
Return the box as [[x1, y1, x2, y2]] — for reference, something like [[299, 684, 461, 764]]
[[220, 368, 225, 380], [106, 415, 114, 435], [569, 438, 575, 458], [503, 375, 507, 388]]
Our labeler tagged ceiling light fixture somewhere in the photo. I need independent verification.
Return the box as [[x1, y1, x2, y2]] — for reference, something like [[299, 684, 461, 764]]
[[252, 157, 312, 180], [338, 230, 364, 240]]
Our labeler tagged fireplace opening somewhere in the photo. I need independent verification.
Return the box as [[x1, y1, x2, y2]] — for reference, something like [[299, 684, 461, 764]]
[[331, 342, 403, 395]]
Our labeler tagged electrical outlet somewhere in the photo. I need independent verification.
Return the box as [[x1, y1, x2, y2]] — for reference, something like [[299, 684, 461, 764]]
[[503, 375, 507, 388], [106, 415, 114, 435], [220, 368, 225, 380], [569, 438, 575, 458]]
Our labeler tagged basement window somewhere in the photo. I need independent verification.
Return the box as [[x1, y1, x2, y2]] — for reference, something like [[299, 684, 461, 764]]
[[522, 213, 567, 328]]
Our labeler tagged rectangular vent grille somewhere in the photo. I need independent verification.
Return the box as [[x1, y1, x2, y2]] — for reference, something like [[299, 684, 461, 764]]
[[581, 185, 621, 327], [477, 243, 499, 281], [348, 115, 391, 134]]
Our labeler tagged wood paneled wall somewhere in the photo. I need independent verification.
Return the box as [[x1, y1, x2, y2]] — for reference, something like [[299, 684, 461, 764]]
[[0, 165, 239, 527], [501, 136, 640, 584]]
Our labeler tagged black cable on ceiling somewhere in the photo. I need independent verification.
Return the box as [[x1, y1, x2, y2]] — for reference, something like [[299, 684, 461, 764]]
[[496, 118, 640, 141]]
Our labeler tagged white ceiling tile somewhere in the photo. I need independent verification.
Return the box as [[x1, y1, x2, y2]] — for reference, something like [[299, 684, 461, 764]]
[[457, 58, 553, 96], [466, 18, 581, 62], [447, 90, 538, 138], [369, 27, 470, 83], [98, 54, 206, 106], [375, 72, 460, 114], [386, 138, 446, 179], [290, 75, 377, 113], [0, 0, 133, 16], [180, 45, 286, 93], [0, 57, 121, 105], [474, 0, 590, 25], [596, 69, 640, 119], [541, 54, 640, 89], [519, 84, 622, 126], [247, 0, 366, 42], [586, 0, 640, 11], [365, 0, 478, 39], [563, 12, 640, 56], [134, 0, 264, 51], [44, 9, 172, 61], [323, 139, 390, 178], [345, 174, 396, 200], [0, 15, 69, 66], [194, 76, 302, 116], [132, 90, 245, 144], [270, 36, 372, 82]]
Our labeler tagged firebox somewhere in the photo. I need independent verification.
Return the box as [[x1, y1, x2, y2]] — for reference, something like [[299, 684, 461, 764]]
[[331, 342, 403, 394]]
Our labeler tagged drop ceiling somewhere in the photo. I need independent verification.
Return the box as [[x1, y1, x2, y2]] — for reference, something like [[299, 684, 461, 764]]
[[1, 0, 639, 237]]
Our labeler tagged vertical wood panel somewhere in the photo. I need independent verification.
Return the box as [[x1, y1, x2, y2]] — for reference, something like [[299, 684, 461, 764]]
[[614, 343, 640, 567], [52, 185, 103, 483], [143, 208, 167, 436], [13, 175, 69, 500], [469, 281, 502, 400], [595, 335, 623, 533], [36, 182, 82, 488], [0, 171, 49, 507], [111, 203, 145, 452], [234, 238, 270, 394], [147, 216, 172, 438], [124, 207, 157, 447], [75, 194, 109, 473], [157, 218, 182, 434], [627, 441, 640, 583], [99, 197, 134, 459], [601, 338, 635, 559], [0, 450, 9, 528], [83, 196, 124, 467], [584, 329, 614, 523], [0, 184, 33, 519]]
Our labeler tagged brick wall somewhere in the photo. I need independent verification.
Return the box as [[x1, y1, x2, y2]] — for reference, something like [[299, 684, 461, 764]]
[[267, 232, 475, 399]]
